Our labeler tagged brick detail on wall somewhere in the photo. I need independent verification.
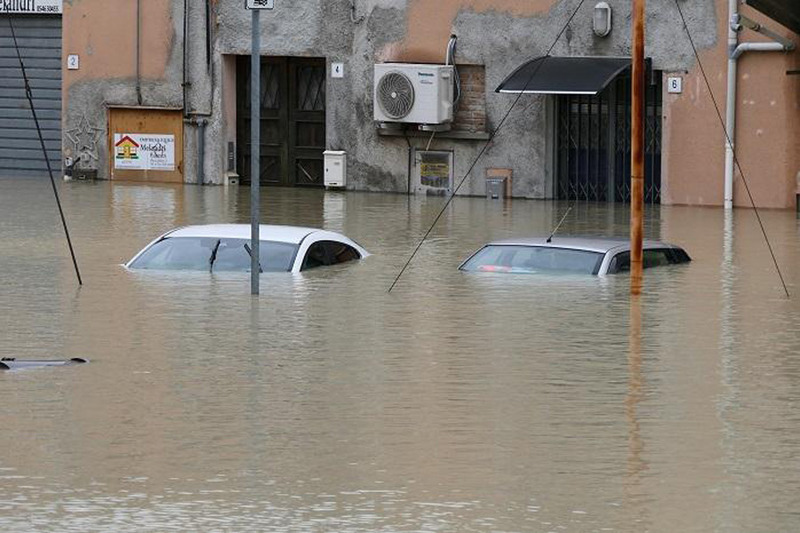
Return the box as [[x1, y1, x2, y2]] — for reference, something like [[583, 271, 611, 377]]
[[452, 65, 486, 133]]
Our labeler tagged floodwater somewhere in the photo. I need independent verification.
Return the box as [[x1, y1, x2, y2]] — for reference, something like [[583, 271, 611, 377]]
[[1, 178, 799, 533]]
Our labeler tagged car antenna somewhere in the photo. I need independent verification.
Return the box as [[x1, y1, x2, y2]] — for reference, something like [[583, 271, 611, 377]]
[[7, 18, 82, 286], [546, 204, 573, 243]]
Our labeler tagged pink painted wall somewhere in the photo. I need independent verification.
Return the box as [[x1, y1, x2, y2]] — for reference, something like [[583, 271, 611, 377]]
[[62, 0, 174, 107], [386, 0, 557, 63], [662, 0, 800, 209]]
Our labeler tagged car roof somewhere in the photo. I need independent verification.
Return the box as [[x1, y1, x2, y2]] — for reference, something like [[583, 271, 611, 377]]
[[485, 236, 678, 254], [165, 224, 322, 245]]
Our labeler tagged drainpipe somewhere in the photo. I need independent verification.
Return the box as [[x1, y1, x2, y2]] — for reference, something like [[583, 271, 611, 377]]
[[136, 0, 142, 105], [197, 119, 207, 186], [182, 0, 213, 186], [724, 1, 795, 209], [182, 0, 190, 117]]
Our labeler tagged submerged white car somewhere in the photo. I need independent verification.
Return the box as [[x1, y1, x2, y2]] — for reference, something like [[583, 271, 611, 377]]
[[126, 224, 369, 273], [459, 237, 690, 276]]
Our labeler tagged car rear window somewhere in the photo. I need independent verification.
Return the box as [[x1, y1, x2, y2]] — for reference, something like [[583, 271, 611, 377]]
[[128, 237, 299, 272], [460, 245, 604, 275]]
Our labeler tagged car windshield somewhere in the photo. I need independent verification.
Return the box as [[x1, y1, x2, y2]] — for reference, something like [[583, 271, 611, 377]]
[[128, 237, 299, 272], [460, 245, 604, 275]]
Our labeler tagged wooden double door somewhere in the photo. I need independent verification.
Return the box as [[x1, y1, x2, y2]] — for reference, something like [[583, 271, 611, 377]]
[[237, 56, 326, 187]]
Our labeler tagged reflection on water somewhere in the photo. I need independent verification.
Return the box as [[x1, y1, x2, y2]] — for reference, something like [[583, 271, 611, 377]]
[[1, 179, 799, 532]]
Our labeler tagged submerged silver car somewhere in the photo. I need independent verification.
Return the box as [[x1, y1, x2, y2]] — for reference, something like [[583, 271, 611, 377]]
[[459, 237, 690, 276]]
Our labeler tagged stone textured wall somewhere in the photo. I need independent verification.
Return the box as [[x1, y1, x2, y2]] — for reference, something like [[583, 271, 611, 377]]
[[210, 0, 721, 199], [63, 0, 800, 206]]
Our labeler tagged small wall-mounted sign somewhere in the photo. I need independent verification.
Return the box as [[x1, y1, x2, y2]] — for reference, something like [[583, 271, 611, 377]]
[[0, 0, 62, 14], [67, 54, 79, 70], [331, 62, 344, 79], [667, 76, 683, 94], [114, 133, 176, 171], [245, 0, 274, 9]]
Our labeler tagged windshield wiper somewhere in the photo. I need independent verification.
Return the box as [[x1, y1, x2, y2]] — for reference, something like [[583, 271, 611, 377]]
[[243, 243, 263, 273], [209, 239, 221, 272]]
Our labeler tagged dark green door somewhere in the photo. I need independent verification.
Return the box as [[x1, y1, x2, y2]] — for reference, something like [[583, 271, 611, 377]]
[[237, 56, 326, 187]]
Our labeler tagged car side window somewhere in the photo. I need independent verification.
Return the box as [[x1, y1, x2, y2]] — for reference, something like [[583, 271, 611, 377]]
[[301, 241, 361, 271], [608, 248, 686, 274], [643, 249, 671, 268], [325, 241, 360, 264], [608, 251, 630, 274], [302, 242, 330, 271], [667, 247, 692, 264]]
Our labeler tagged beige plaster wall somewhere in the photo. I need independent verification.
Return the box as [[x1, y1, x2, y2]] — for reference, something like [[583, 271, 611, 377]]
[[389, 0, 557, 63], [663, 0, 800, 209], [62, 0, 174, 108]]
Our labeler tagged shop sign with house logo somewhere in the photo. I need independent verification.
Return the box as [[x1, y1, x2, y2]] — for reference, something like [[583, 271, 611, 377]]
[[114, 134, 175, 171]]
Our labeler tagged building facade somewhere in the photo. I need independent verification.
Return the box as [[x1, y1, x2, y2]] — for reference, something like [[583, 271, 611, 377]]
[[1, 0, 798, 208]]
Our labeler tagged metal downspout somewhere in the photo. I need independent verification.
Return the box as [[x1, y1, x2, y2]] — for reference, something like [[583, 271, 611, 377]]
[[197, 119, 207, 185], [725, 2, 795, 209], [182, 0, 189, 118], [724, 0, 738, 210], [136, 0, 142, 105]]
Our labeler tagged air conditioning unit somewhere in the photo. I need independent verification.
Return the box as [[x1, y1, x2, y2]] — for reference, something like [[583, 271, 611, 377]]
[[374, 63, 454, 126]]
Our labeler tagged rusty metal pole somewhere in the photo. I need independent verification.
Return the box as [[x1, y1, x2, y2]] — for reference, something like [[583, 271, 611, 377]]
[[630, 0, 645, 296]]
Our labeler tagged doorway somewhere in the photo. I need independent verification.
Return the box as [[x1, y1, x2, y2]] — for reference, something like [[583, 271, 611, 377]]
[[236, 56, 326, 187], [555, 71, 662, 203]]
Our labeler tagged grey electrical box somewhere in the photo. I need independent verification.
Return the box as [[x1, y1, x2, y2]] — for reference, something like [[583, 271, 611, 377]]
[[324, 150, 347, 188], [486, 177, 506, 199]]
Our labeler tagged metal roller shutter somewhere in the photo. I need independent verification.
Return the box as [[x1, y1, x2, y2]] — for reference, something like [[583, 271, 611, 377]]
[[0, 16, 62, 178]]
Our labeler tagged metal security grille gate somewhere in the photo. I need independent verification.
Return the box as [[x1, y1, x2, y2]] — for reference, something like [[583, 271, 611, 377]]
[[237, 56, 326, 187], [0, 15, 62, 178], [555, 72, 662, 203]]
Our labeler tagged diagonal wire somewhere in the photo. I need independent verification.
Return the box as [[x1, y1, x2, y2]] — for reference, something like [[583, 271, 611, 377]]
[[673, 0, 789, 298], [7, 18, 83, 286], [388, 0, 589, 293]]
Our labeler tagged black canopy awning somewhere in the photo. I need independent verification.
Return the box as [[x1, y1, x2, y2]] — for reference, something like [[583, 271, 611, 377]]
[[496, 56, 631, 95], [744, 0, 800, 35]]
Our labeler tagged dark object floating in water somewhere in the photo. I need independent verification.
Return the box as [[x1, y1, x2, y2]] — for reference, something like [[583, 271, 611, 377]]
[[0, 357, 89, 371]]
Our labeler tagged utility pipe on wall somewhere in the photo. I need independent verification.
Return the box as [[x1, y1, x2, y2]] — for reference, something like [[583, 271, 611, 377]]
[[724, 0, 795, 209], [136, 0, 142, 105]]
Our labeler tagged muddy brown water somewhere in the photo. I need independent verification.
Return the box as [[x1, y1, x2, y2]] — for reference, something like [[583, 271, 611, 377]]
[[1, 179, 799, 532]]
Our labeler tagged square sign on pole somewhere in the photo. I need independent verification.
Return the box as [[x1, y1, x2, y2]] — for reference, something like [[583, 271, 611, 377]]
[[246, 0, 274, 8]]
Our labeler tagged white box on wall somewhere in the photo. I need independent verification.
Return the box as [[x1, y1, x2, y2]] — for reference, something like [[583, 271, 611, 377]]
[[324, 150, 347, 188]]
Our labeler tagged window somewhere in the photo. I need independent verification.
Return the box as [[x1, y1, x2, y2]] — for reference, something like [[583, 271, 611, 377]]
[[607, 248, 691, 274], [301, 241, 361, 271], [302, 242, 328, 270], [460, 245, 604, 275], [129, 237, 219, 270], [327, 241, 360, 264], [129, 237, 298, 272]]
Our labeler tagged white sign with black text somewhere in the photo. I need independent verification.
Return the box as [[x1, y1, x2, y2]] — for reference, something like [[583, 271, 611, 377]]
[[114, 134, 176, 172], [331, 62, 344, 79], [245, 0, 274, 9], [0, 0, 62, 14], [667, 76, 683, 94]]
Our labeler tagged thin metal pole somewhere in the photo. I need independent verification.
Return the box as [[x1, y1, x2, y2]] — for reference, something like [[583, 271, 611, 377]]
[[250, 8, 261, 295], [630, 0, 645, 296], [8, 18, 82, 286]]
